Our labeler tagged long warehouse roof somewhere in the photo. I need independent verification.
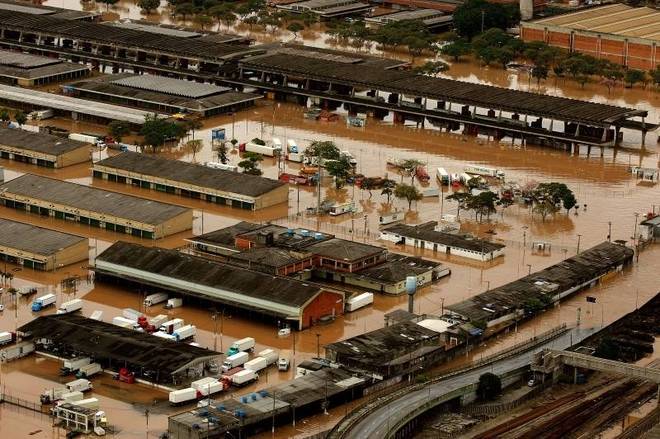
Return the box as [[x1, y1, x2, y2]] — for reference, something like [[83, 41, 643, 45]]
[[240, 53, 642, 124], [0, 126, 90, 156], [95, 241, 327, 310], [95, 152, 285, 198], [0, 84, 165, 124], [0, 218, 86, 256], [0, 9, 260, 60], [19, 314, 218, 375], [0, 174, 189, 225]]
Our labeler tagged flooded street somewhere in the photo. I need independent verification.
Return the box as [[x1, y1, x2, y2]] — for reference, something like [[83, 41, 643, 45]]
[[0, 1, 656, 436]]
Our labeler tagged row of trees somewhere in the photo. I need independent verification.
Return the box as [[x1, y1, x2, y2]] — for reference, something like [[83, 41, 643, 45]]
[[0, 108, 27, 126]]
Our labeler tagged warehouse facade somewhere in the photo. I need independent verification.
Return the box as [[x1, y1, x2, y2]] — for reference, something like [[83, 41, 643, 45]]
[[95, 242, 345, 329], [521, 5, 660, 70], [0, 174, 192, 239], [0, 127, 90, 168], [93, 152, 288, 210], [0, 218, 87, 270]]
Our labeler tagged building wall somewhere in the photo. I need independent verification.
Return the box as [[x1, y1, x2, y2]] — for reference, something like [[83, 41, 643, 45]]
[[521, 23, 658, 70], [255, 184, 289, 210], [155, 210, 194, 239], [0, 238, 87, 271], [0, 143, 89, 168], [313, 267, 435, 295], [301, 290, 344, 329]]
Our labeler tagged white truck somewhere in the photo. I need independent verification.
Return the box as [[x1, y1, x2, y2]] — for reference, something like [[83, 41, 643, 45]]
[[257, 349, 278, 366], [122, 308, 142, 321], [90, 310, 103, 321], [205, 162, 238, 172], [345, 292, 374, 312], [436, 167, 450, 185], [227, 337, 255, 356], [245, 141, 281, 157], [244, 357, 267, 373], [112, 316, 135, 328], [68, 133, 98, 144], [164, 298, 183, 309], [66, 378, 92, 393], [150, 314, 169, 328], [286, 139, 304, 162], [61, 357, 90, 375], [143, 292, 168, 307], [191, 378, 224, 396], [173, 324, 196, 342], [169, 388, 197, 405], [41, 388, 68, 404], [31, 293, 56, 312], [152, 331, 176, 341], [76, 363, 102, 378], [222, 352, 249, 372], [464, 164, 505, 179], [159, 318, 184, 334], [0, 331, 14, 346], [56, 299, 83, 314], [231, 370, 258, 387]]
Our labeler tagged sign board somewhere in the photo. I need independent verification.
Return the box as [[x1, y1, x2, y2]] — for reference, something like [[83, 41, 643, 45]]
[[211, 128, 226, 141]]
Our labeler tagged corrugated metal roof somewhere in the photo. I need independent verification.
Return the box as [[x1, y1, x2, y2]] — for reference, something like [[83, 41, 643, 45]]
[[0, 218, 86, 256], [0, 49, 60, 68], [0, 126, 89, 155], [110, 74, 229, 99]]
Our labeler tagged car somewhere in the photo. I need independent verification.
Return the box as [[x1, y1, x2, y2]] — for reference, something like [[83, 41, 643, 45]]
[[278, 358, 290, 372], [527, 378, 537, 387]]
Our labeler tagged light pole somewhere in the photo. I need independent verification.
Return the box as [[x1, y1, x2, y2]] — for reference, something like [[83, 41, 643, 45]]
[[527, 264, 532, 276], [576, 234, 582, 254], [316, 333, 321, 358], [440, 297, 445, 316], [607, 221, 612, 242], [483, 280, 490, 291]]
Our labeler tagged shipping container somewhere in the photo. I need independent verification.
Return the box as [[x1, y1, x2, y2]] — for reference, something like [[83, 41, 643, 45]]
[[227, 337, 255, 356], [143, 292, 168, 307], [244, 357, 267, 372], [346, 292, 374, 312], [164, 298, 183, 309], [257, 349, 278, 366], [56, 299, 83, 314], [173, 324, 196, 342], [222, 352, 249, 372], [169, 388, 197, 405]]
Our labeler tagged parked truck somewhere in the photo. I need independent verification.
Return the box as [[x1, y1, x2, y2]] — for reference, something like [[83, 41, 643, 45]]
[[149, 314, 168, 328], [0, 331, 15, 346], [31, 293, 56, 312], [173, 324, 196, 342], [122, 308, 142, 321], [159, 318, 184, 334], [112, 316, 135, 328], [68, 133, 98, 144], [222, 352, 249, 372], [243, 357, 267, 373], [345, 292, 374, 312], [191, 378, 224, 396], [65, 378, 92, 393], [257, 349, 278, 366], [169, 388, 197, 406], [90, 310, 103, 321], [231, 370, 258, 387], [60, 357, 90, 376], [56, 299, 83, 314], [227, 337, 255, 356], [76, 363, 102, 378], [152, 331, 176, 341], [243, 140, 281, 157], [464, 164, 505, 179], [164, 298, 183, 309], [143, 292, 168, 307], [58, 391, 84, 404]]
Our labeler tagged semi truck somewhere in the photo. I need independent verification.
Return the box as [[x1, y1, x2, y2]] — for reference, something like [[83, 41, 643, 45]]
[[58, 391, 84, 404], [149, 314, 168, 328], [464, 164, 505, 179], [257, 349, 278, 366], [60, 357, 90, 376], [143, 292, 168, 307], [112, 317, 135, 328], [231, 370, 258, 387], [205, 162, 238, 172], [56, 299, 83, 314], [191, 378, 224, 396], [152, 331, 176, 341], [243, 357, 267, 373], [243, 140, 282, 157], [345, 292, 374, 312], [173, 324, 196, 341], [227, 337, 255, 356], [122, 308, 142, 321], [169, 388, 197, 405], [65, 378, 92, 393], [0, 331, 15, 346], [76, 363, 102, 378], [436, 167, 450, 185], [164, 298, 183, 309], [31, 293, 56, 312], [159, 318, 184, 334], [222, 352, 249, 372]]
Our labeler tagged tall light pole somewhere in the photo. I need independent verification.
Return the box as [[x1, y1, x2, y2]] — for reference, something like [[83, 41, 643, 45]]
[[527, 264, 532, 276], [607, 221, 612, 242], [576, 234, 582, 254]]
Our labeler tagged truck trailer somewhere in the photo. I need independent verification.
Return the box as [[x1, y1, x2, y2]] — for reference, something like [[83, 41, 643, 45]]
[[222, 352, 249, 372], [56, 299, 83, 314], [143, 292, 168, 307], [346, 292, 374, 312], [159, 318, 184, 334], [169, 388, 197, 405], [227, 337, 255, 356], [31, 293, 56, 312], [257, 349, 278, 366], [76, 363, 102, 378], [231, 370, 258, 387], [173, 324, 196, 341], [243, 357, 267, 373]]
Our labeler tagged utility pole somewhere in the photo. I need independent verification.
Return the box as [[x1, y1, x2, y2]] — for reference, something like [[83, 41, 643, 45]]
[[607, 221, 612, 242], [316, 333, 321, 358], [144, 408, 149, 439], [576, 234, 582, 254]]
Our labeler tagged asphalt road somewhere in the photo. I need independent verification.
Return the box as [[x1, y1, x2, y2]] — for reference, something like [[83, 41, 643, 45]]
[[343, 326, 599, 439]]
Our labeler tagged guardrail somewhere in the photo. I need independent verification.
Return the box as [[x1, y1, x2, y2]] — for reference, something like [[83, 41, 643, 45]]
[[326, 324, 568, 438]]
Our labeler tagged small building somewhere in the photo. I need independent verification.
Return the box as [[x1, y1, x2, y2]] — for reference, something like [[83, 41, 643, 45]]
[[226, 247, 315, 276], [365, 9, 453, 31], [630, 166, 659, 184], [186, 221, 267, 257], [276, 0, 372, 19], [0, 218, 87, 270], [64, 74, 261, 117], [0, 174, 192, 239], [639, 215, 660, 241], [380, 222, 505, 262], [521, 5, 660, 70], [304, 238, 387, 273], [19, 314, 219, 384], [93, 152, 288, 211], [0, 49, 90, 86], [53, 403, 105, 435], [94, 241, 345, 330], [378, 0, 461, 12], [0, 126, 90, 168]]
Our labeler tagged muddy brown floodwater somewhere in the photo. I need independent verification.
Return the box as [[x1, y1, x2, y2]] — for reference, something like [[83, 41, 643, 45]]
[[1, 2, 658, 437]]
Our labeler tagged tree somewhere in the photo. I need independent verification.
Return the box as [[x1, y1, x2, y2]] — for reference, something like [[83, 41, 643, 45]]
[[414, 61, 449, 77], [394, 183, 423, 209], [360, 177, 377, 198], [446, 192, 472, 219], [561, 192, 577, 214], [287, 22, 304, 39], [186, 139, 204, 160], [441, 39, 471, 62], [401, 159, 423, 184], [453, 0, 519, 40], [300, 10, 317, 27], [477, 372, 501, 401], [238, 151, 263, 175], [0, 108, 10, 124], [533, 198, 558, 222], [325, 154, 352, 188], [304, 140, 340, 162], [624, 69, 646, 88], [98, 0, 119, 11], [185, 118, 204, 139], [14, 110, 27, 127], [195, 14, 213, 30], [108, 120, 131, 142], [531, 64, 549, 86], [174, 2, 194, 20], [601, 63, 624, 93], [137, 0, 160, 14], [380, 178, 396, 204], [218, 142, 229, 164], [140, 114, 185, 149], [471, 190, 499, 222], [651, 68, 660, 87]]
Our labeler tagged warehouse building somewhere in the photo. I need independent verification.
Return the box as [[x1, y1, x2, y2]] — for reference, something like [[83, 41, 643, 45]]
[[276, 0, 372, 19], [19, 314, 219, 384], [365, 9, 453, 31], [106, 20, 251, 45], [0, 174, 192, 239], [0, 126, 90, 168], [63, 74, 261, 117], [0, 0, 100, 21], [521, 5, 660, 70], [0, 218, 87, 270], [93, 152, 288, 211], [0, 49, 89, 86], [380, 222, 505, 262], [94, 241, 345, 329]]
